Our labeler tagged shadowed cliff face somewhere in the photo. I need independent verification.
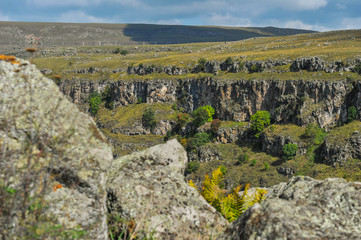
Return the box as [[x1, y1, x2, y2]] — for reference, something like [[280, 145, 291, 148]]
[[60, 78, 361, 129]]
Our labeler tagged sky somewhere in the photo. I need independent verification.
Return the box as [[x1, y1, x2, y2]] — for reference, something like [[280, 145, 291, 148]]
[[0, 0, 361, 31]]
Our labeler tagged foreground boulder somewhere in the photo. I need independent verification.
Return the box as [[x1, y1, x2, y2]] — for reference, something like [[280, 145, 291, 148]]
[[219, 176, 361, 240], [107, 139, 228, 239], [0, 58, 112, 239]]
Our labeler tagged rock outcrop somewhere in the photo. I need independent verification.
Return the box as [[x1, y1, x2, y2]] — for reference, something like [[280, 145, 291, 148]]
[[219, 176, 361, 240], [0, 58, 112, 239], [60, 78, 361, 129], [321, 121, 361, 166], [107, 139, 228, 240]]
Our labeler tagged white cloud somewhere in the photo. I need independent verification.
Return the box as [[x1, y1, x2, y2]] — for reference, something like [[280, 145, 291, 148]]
[[154, 19, 183, 25], [0, 13, 10, 21], [267, 20, 331, 31], [58, 11, 114, 23], [275, 0, 328, 11], [205, 14, 252, 27], [342, 17, 361, 30], [27, 0, 142, 7]]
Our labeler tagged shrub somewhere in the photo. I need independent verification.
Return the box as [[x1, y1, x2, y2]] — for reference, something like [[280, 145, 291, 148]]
[[171, 103, 178, 110], [185, 161, 200, 174], [250, 159, 257, 166], [225, 57, 234, 66], [211, 119, 221, 133], [195, 57, 207, 72], [347, 106, 357, 122], [192, 105, 215, 128], [137, 97, 143, 104], [304, 123, 327, 145], [192, 108, 210, 128], [354, 63, 361, 74], [264, 162, 270, 170], [89, 92, 102, 115], [188, 132, 211, 150], [250, 111, 271, 137], [177, 113, 189, 127], [238, 153, 250, 165], [120, 49, 129, 55], [142, 108, 157, 130], [283, 143, 298, 160], [180, 138, 188, 148]]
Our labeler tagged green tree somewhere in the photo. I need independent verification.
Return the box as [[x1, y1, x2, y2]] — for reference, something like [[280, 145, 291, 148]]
[[188, 132, 211, 150], [304, 123, 327, 145], [347, 106, 357, 122], [250, 111, 271, 137], [142, 108, 157, 130], [192, 108, 210, 128], [89, 92, 102, 116], [282, 143, 298, 160]]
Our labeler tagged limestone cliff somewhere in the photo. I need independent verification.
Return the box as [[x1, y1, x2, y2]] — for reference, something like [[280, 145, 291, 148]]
[[60, 77, 361, 129]]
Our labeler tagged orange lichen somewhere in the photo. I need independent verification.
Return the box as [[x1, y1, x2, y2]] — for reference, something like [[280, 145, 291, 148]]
[[0, 55, 20, 64], [52, 183, 63, 191]]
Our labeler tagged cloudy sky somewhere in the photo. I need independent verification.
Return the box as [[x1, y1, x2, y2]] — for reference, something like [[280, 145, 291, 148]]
[[0, 0, 360, 31]]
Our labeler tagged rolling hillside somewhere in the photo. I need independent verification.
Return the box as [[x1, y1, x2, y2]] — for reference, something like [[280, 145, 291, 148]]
[[0, 21, 315, 53]]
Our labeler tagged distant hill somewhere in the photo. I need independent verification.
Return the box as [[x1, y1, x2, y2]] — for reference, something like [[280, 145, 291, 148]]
[[0, 21, 315, 51]]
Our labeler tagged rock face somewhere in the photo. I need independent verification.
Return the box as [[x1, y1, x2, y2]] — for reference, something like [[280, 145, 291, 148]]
[[321, 129, 361, 166], [0, 59, 112, 239], [60, 78, 361, 129], [219, 176, 361, 240], [107, 139, 228, 240]]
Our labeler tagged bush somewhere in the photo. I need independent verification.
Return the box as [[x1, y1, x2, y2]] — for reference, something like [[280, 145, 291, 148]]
[[177, 113, 189, 127], [264, 162, 270, 170], [89, 92, 102, 115], [238, 153, 250, 165], [185, 161, 200, 174], [192, 105, 215, 128], [354, 63, 361, 74], [188, 132, 211, 150], [192, 108, 210, 128], [195, 58, 207, 72], [250, 159, 257, 166], [347, 106, 357, 122], [304, 123, 327, 145], [120, 49, 129, 55], [283, 143, 298, 160], [171, 103, 178, 110], [211, 119, 221, 133], [250, 111, 271, 137], [137, 97, 143, 104], [225, 57, 234, 66], [142, 108, 157, 130]]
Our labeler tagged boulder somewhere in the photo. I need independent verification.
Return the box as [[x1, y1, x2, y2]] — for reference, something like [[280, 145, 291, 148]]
[[0, 58, 112, 238], [107, 139, 228, 239], [218, 176, 361, 240]]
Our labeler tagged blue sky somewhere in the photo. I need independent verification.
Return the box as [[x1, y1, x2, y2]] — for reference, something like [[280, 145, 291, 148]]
[[1, 0, 360, 31]]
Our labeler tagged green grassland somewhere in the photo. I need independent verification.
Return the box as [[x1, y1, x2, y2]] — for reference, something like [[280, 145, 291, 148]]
[[31, 29, 361, 83]]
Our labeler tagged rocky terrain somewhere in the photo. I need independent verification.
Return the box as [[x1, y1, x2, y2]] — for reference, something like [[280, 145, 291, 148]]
[[1, 58, 360, 239]]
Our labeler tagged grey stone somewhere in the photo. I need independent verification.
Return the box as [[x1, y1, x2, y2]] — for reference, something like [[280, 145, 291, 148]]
[[0, 59, 112, 239], [218, 176, 361, 240], [107, 139, 228, 240]]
